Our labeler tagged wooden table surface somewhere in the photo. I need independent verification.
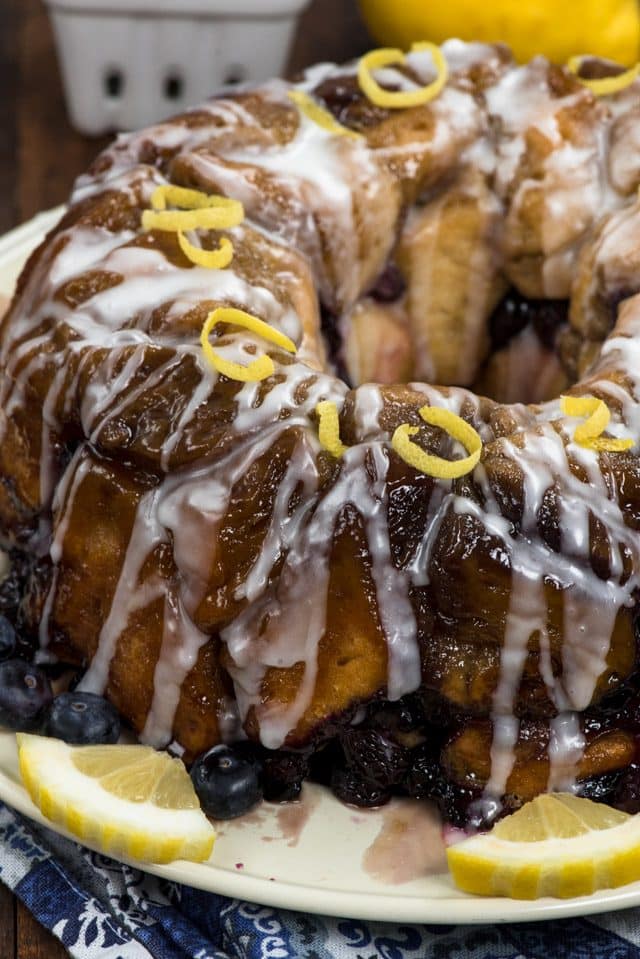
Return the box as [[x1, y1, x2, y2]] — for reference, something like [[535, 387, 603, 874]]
[[0, 1, 370, 956]]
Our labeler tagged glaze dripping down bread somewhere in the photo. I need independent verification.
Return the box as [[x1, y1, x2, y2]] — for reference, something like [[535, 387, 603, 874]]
[[3, 40, 640, 826]]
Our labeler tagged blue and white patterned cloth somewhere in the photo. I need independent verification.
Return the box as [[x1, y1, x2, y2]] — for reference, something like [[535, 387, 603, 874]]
[[2, 800, 640, 959]]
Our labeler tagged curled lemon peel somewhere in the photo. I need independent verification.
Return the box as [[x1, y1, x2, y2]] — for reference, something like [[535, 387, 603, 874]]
[[559, 395, 633, 450], [150, 185, 243, 215], [142, 206, 243, 233], [357, 42, 448, 109], [288, 89, 361, 138], [177, 232, 234, 270], [585, 438, 634, 452], [392, 406, 482, 479], [560, 396, 634, 452], [142, 186, 244, 269], [567, 57, 640, 96], [316, 400, 348, 457], [200, 307, 296, 383]]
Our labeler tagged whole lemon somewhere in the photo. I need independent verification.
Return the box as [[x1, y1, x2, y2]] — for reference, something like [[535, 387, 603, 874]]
[[358, 0, 640, 66]]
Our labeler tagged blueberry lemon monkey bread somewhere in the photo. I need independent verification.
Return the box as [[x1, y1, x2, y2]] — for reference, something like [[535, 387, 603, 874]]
[[3, 41, 640, 826]]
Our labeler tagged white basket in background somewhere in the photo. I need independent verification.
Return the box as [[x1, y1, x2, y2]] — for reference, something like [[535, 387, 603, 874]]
[[44, 0, 310, 135]]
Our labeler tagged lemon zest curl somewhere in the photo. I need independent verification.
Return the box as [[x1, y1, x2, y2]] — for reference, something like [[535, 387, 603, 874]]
[[357, 42, 448, 109], [392, 406, 482, 479], [288, 90, 361, 138], [142, 186, 244, 270], [149, 185, 242, 214], [177, 232, 234, 270], [141, 207, 243, 233], [566, 57, 640, 96], [200, 307, 296, 383], [316, 400, 348, 457], [560, 396, 634, 451]]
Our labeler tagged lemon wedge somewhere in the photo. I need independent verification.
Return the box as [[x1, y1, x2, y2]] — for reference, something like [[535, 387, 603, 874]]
[[17, 734, 215, 864], [446, 793, 640, 899]]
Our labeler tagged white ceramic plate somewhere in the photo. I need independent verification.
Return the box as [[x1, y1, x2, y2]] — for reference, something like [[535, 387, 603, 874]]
[[3, 210, 640, 925]]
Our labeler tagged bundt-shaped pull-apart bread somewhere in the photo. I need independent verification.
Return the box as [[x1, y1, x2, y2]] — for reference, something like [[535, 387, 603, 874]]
[[3, 40, 640, 824]]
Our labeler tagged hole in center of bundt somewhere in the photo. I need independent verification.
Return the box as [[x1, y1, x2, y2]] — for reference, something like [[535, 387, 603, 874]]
[[321, 269, 576, 405], [475, 290, 573, 405]]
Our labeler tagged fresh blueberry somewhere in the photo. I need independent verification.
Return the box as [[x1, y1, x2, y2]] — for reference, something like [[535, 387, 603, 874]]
[[0, 659, 53, 731], [0, 615, 16, 661], [190, 744, 263, 819], [43, 691, 120, 745]]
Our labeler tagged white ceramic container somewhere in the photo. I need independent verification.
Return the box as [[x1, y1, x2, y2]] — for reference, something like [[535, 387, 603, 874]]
[[43, 0, 310, 135]]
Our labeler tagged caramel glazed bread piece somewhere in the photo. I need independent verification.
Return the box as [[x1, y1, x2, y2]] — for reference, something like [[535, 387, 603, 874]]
[[3, 39, 640, 825]]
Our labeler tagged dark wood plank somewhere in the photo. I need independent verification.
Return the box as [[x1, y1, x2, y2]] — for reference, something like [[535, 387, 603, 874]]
[[0, 883, 15, 959], [16, 0, 110, 224], [17, 902, 67, 959], [0, 0, 20, 234], [288, 0, 371, 73]]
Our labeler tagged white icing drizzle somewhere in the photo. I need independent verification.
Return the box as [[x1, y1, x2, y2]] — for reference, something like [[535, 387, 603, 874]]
[[141, 588, 209, 748], [72, 96, 265, 203], [180, 109, 390, 309], [484, 567, 541, 798], [233, 360, 346, 434], [547, 712, 586, 791], [78, 487, 167, 696], [366, 445, 421, 700], [49, 450, 92, 565], [159, 370, 213, 472], [222, 442, 421, 749], [479, 414, 640, 798], [48, 226, 138, 287], [353, 384, 385, 440], [39, 358, 69, 512], [234, 433, 320, 604], [406, 485, 453, 588]]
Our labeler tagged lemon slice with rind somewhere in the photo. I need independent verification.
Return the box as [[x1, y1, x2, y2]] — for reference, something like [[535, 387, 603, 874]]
[[17, 734, 215, 863], [447, 793, 640, 899]]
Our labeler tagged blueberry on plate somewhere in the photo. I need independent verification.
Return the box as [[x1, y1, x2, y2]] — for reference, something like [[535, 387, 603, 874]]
[[0, 615, 16, 661], [43, 691, 120, 745], [0, 659, 53, 731], [190, 744, 263, 819]]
